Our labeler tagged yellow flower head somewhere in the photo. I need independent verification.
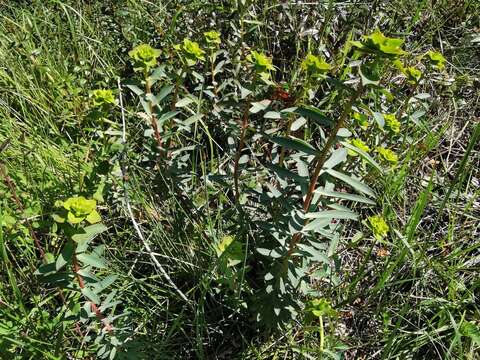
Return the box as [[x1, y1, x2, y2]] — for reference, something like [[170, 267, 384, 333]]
[[376, 146, 398, 166], [368, 215, 389, 239], [128, 44, 161, 70], [351, 30, 406, 58], [306, 298, 336, 317], [383, 113, 401, 133], [247, 50, 274, 74], [90, 89, 115, 108], [347, 138, 370, 156], [204, 30, 221, 45], [55, 196, 101, 225], [352, 112, 369, 130], [174, 38, 205, 66], [425, 50, 446, 70], [301, 54, 331, 78]]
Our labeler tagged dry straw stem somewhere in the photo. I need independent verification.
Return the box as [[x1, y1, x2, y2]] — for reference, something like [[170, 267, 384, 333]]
[[117, 78, 191, 305]]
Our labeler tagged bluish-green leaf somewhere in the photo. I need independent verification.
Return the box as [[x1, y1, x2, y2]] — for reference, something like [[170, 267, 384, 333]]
[[326, 169, 375, 197], [82, 287, 100, 304], [77, 252, 106, 269], [56, 240, 74, 271], [341, 141, 383, 173], [295, 106, 334, 128], [271, 136, 318, 156], [305, 210, 358, 220], [315, 188, 376, 205]]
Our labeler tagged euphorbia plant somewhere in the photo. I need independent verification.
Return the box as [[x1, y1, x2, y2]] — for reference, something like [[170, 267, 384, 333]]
[[36, 196, 128, 358], [128, 43, 163, 153]]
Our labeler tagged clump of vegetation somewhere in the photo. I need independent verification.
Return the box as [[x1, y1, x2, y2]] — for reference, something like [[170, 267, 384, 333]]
[[0, 0, 479, 359]]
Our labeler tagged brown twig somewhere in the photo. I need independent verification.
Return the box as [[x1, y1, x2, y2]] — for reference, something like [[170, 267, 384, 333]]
[[286, 86, 362, 257], [72, 253, 113, 332], [144, 76, 163, 152]]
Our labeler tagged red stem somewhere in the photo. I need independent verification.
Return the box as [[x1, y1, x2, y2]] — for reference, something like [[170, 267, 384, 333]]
[[73, 253, 113, 332]]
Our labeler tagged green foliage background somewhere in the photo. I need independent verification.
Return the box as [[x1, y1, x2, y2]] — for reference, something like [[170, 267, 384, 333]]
[[0, 0, 479, 359]]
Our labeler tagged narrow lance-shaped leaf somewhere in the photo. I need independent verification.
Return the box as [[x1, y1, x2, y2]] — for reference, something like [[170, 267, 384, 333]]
[[270, 136, 318, 156], [326, 169, 375, 197], [295, 106, 334, 128]]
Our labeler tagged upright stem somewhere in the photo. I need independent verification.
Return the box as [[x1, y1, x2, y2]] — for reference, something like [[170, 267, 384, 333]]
[[319, 315, 325, 352], [286, 86, 362, 257], [233, 102, 250, 203], [145, 72, 162, 152], [278, 115, 293, 167], [210, 51, 217, 96], [72, 251, 112, 332]]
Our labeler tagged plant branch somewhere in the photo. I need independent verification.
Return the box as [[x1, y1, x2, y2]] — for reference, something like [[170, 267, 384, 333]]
[[286, 85, 362, 256], [233, 102, 250, 203], [145, 73, 163, 152], [72, 252, 112, 332], [117, 79, 191, 305]]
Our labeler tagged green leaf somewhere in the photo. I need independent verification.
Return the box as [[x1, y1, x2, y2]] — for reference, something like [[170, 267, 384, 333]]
[[341, 141, 383, 173], [175, 96, 195, 108], [93, 275, 118, 294], [82, 287, 100, 304], [315, 188, 376, 205], [51, 214, 65, 223], [39, 272, 74, 287], [461, 322, 480, 345], [183, 114, 203, 126], [249, 100, 272, 114], [359, 62, 381, 86], [270, 136, 318, 156], [72, 224, 107, 244], [303, 218, 330, 232], [323, 148, 347, 169], [326, 169, 375, 197], [295, 106, 334, 128], [67, 212, 84, 224], [157, 111, 179, 127], [257, 248, 283, 258], [372, 112, 385, 128], [125, 84, 144, 96], [264, 111, 282, 119], [156, 85, 174, 103], [291, 117, 306, 131], [77, 252, 106, 269], [305, 210, 358, 220], [265, 163, 308, 185], [56, 240, 74, 271]]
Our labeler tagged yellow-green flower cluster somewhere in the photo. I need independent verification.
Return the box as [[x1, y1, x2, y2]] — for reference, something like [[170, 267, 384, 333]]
[[368, 215, 389, 239], [352, 112, 369, 130], [306, 298, 336, 317], [128, 44, 161, 71], [351, 30, 406, 58], [204, 30, 221, 46], [175, 38, 205, 66], [425, 50, 446, 70], [301, 54, 331, 78], [383, 113, 401, 133], [404, 66, 422, 83], [247, 50, 274, 77], [347, 138, 370, 156], [91, 89, 115, 108], [216, 235, 234, 257], [376, 146, 398, 166], [55, 196, 101, 225], [393, 60, 422, 84]]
